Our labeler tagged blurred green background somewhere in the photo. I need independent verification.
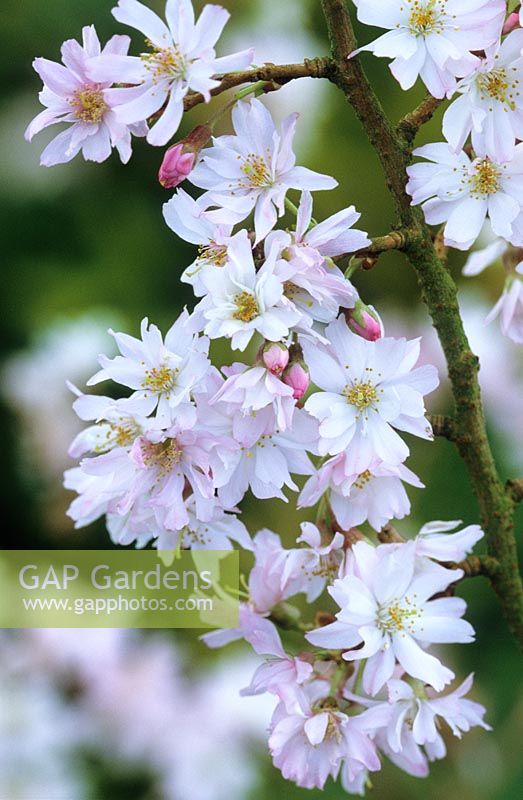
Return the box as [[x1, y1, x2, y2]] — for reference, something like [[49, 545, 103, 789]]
[[1, 1, 522, 798]]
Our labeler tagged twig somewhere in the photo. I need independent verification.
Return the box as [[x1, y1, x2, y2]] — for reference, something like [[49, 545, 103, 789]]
[[183, 59, 334, 113], [397, 94, 443, 144], [429, 414, 457, 442]]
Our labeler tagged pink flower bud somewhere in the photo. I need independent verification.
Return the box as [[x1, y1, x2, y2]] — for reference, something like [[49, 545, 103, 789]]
[[158, 144, 195, 188], [262, 343, 289, 375], [344, 300, 383, 342], [158, 124, 212, 189], [283, 363, 310, 400], [503, 11, 520, 35]]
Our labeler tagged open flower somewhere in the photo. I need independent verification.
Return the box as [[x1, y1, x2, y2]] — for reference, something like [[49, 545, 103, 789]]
[[299, 454, 423, 531], [406, 143, 523, 250], [191, 229, 301, 351], [306, 540, 475, 695], [25, 25, 147, 165], [303, 316, 439, 469], [87, 0, 254, 146], [162, 188, 233, 296], [352, 0, 505, 99], [87, 311, 210, 425], [189, 98, 337, 242], [443, 30, 523, 162]]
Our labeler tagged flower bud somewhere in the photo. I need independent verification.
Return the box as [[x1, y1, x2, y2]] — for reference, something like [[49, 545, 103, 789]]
[[503, 11, 520, 35], [158, 124, 212, 189], [262, 342, 289, 375], [283, 362, 310, 400], [344, 300, 383, 342]]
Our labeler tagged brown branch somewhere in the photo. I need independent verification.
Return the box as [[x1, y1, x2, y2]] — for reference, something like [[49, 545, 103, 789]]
[[321, 0, 523, 649], [378, 524, 405, 544], [182, 59, 334, 112], [397, 94, 443, 143], [429, 414, 457, 442], [355, 229, 412, 258], [451, 555, 501, 580]]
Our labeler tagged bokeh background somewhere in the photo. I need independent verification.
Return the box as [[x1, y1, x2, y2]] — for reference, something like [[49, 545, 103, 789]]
[[1, 1, 523, 798]]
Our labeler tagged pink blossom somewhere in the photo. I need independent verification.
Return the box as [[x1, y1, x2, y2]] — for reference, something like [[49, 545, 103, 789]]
[[25, 25, 146, 166], [307, 540, 475, 695], [212, 362, 296, 432]]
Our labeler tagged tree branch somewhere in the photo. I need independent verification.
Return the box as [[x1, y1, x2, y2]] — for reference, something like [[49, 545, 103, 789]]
[[429, 414, 457, 442], [397, 94, 443, 144], [321, 0, 523, 648], [183, 59, 334, 112]]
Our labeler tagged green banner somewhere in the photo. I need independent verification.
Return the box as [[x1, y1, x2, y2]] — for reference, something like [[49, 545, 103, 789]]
[[0, 550, 239, 629]]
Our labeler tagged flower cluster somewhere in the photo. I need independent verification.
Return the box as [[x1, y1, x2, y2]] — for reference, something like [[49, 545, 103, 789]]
[[26, 1, 504, 796], [354, 1, 523, 344], [204, 520, 487, 792]]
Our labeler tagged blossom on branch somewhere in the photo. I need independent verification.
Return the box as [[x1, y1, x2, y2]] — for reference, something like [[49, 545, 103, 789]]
[[189, 98, 338, 242], [86, 0, 254, 146], [303, 316, 439, 468], [352, 0, 506, 99], [407, 143, 523, 250]]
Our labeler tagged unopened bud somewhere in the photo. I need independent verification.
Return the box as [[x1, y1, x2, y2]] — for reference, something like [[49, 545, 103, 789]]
[[158, 124, 212, 188], [262, 342, 289, 375], [283, 362, 310, 400], [503, 11, 520, 35], [344, 300, 383, 342]]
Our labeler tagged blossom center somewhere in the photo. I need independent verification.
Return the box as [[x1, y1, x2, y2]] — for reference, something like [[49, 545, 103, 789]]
[[71, 86, 107, 123], [141, 438, 183, 475], [344, 381, 378, 411], [469, 158, 502, 198], [408, 0, 445, 35], [477, 68, 516, 108], [142, 365, 179, 394], [377, 598, 421, 634], [233, 291, 259, 322], [353, 470, 372, 490], [197, 242, 228, 268], [142, 44, 187, 82], [239, 154, 272, 189], [108, 420, 141, 449]]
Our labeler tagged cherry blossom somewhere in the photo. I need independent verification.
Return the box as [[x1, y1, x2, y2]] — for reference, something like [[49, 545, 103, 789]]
[[86, 0, 254, 146], [162, 188, 234, 295], [25, 25, 147, 165], [303, 316, 439, 468], [406, 143, 523, 250], [190, 229, 301, 350], [189, 98, 338, 241], [299, 454, 424, 531], [86, 311, 210, 425], [443, 30, 523, 162], [306, 540, 475, 694], [352, 0, 505, 99]]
